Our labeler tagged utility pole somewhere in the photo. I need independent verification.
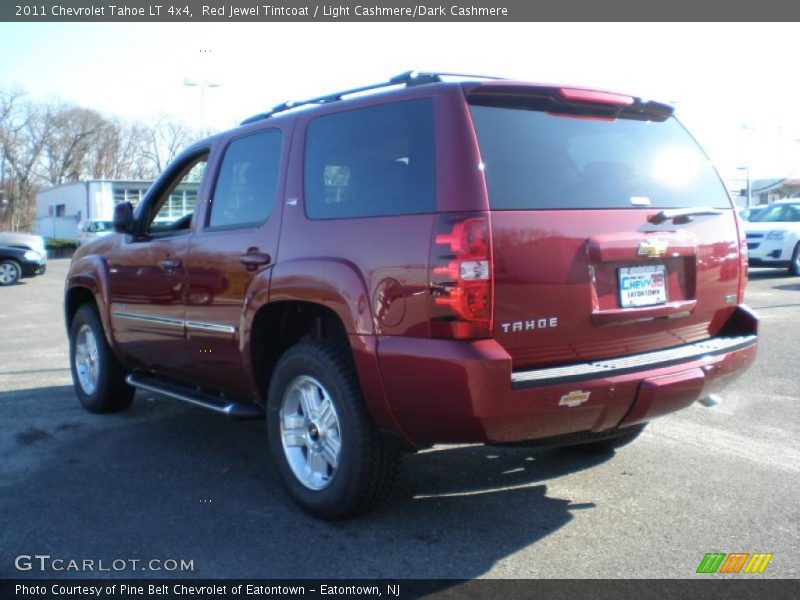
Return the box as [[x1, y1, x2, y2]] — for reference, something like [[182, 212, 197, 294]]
[[737, 166, 752, 208], [183, 79, 221, 134]]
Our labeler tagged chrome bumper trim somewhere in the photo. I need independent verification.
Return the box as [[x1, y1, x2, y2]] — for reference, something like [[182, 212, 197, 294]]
[[511, 335, 757, 389]]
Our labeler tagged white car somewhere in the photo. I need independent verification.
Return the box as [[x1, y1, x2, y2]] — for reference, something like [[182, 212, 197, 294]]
[[77, 219, 114, 246], [744, 201, 800, 275], [0, 231, 47, 260]]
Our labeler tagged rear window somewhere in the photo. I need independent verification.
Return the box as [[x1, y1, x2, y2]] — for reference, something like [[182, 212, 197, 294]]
[[304, 99, 436, 219], [469, 105, 731, 210]]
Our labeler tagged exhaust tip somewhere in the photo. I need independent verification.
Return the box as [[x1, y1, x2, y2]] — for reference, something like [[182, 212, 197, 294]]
[[698, 393, 723, 408]]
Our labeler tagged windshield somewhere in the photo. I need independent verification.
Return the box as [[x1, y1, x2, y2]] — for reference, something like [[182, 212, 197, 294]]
[[749, 204, 800, 223], [94, 221, 114, 232], [469, 105, 732, 210]]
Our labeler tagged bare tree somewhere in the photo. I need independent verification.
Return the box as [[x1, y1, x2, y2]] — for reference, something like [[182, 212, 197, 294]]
[[0, 90, 49, 230], [0, 87, 202, 231], [140, 116, 196, 176], [91, 119, 150, 180], [40, 104, 111, 185]]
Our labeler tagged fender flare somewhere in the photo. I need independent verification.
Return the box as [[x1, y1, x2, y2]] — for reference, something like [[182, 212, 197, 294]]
[[251, 258, 375, 336], [64, 255, 118, 356]]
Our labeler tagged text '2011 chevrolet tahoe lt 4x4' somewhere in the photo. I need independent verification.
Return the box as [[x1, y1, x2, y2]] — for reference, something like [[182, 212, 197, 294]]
[[65, 72, 758, 519]]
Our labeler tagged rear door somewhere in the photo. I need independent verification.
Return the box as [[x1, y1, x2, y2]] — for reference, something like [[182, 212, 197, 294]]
[[182, 127, 287, 395], [467, 85, 740, 371]]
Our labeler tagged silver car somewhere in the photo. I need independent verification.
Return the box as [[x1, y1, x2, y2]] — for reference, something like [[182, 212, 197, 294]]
[[0, 231, 47, 260]]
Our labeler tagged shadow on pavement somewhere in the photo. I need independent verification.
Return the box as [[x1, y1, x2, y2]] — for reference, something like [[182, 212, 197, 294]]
[[747, 269, 794, 280], [1, 386, 615, 580]]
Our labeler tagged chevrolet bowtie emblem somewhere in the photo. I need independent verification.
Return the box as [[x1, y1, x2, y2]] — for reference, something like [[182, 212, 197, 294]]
[[638, 238, 669, 258], [559, 390, 591, 408]]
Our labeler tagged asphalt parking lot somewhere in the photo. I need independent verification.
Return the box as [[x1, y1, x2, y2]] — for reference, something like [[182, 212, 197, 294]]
[[1, 259, 798, 579]]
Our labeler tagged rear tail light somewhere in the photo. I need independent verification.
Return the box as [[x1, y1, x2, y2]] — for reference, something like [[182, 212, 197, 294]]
[[429, 213, 493, 339]]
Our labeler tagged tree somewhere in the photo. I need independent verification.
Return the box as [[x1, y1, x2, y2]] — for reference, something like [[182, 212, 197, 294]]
[[40, 104, 111, 185], [140, 117, 195, 176], [0, 87, 201, 231], [0, 90, 49, 230]]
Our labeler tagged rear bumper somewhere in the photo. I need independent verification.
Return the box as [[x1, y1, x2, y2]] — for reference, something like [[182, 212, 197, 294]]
[[376, 307, 758, 448]]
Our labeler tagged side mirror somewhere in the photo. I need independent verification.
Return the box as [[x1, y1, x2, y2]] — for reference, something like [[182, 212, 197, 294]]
[[113, 202, 135, 234]]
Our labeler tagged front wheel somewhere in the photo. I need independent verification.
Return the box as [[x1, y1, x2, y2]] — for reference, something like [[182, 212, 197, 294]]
[[0, 259, 21, 286], [69, 304, 135, 413], [790, 243, 800, 276], [267, 340, 401, 520]]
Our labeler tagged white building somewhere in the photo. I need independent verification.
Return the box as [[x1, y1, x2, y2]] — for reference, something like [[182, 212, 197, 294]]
[[34, 180, 151, 239]]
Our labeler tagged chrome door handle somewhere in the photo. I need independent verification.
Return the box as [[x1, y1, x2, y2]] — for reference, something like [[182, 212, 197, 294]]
[[160, 258, 181, 273], [239, 252, 271, 271]]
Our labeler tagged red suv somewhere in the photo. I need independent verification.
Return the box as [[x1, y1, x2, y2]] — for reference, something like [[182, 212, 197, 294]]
[[65, 72, 758, 519]]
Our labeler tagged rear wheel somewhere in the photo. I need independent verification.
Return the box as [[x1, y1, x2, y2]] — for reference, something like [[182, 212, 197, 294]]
[[790, 243, 800, 276], [267, 340, 401, 520], [69, 304, 134, 413], [0, 260, 21, 286]]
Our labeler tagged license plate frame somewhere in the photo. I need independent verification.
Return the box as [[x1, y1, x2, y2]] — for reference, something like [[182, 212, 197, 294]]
[[618, 265, 668, 308]]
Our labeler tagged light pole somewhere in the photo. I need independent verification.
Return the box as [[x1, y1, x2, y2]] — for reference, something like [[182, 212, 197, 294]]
[[183, 78, 221, 134], [737, 166, 752, 208]]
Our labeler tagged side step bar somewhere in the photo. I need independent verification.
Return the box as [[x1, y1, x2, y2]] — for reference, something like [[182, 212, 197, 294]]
[[126, 373, 264, 419]]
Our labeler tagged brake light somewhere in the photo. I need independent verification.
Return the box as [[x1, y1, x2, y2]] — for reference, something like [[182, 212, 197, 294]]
[[429, 213, 493, 339], [559, 88, 634, 106]]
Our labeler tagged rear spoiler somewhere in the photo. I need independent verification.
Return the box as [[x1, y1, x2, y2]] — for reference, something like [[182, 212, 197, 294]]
[[463, 82, 674, 122]]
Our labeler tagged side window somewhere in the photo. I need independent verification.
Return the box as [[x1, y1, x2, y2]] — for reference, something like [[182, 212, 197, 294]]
[[208, 130, 283, 229], [304, 98, 436, 219], [146, 154, 208, 236]]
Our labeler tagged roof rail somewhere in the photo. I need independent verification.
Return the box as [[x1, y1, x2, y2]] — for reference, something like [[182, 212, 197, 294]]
[[240, 71, 504, 125]]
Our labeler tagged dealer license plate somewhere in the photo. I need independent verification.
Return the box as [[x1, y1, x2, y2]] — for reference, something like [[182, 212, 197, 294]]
[[618, 265, 667, 308]]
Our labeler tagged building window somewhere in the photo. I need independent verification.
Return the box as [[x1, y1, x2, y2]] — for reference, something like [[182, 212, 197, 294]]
[[55, 204, 66, 217]]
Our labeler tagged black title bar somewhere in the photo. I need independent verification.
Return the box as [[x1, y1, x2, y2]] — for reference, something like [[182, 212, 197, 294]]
[[3, 0, 800, 21], [2, 579, 800, 600]]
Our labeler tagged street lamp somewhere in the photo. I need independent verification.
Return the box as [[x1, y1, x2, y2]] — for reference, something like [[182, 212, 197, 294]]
[[737, 166, 752, 208], [183, 78, 221, 134]]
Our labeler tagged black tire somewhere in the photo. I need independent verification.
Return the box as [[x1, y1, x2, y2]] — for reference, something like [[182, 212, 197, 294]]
[[790, 243, 800, 276], [0, 259, 22, 286], [69, 304, 135, 413], [566, 424, 647, 452], [267, 339, 401, 520]]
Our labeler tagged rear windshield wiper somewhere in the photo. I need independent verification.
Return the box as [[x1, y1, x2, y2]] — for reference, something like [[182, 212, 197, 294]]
[[648, 207, 723, 225]]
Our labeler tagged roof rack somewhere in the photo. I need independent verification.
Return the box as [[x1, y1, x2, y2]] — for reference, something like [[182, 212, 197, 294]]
[[240, 71, 504, 125]]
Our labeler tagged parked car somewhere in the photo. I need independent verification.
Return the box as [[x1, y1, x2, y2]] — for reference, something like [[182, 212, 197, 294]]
[[77, 219, 114, 246], [64, 71, 758, 519], [0, 231, 47, 258], [738, 206, 766, 221], [744, 201, 800, 275], [0, 245, 46, 285]]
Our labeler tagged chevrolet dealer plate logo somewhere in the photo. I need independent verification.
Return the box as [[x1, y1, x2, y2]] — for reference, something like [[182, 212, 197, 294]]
[[638, 238, 669, 258], [559, 390, 591, 408]]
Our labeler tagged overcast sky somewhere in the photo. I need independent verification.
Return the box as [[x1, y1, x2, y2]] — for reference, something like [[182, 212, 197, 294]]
[[1, 22, 799, 186]]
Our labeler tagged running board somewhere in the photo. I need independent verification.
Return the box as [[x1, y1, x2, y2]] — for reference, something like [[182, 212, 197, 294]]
[[126, 373, 264, 419]]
